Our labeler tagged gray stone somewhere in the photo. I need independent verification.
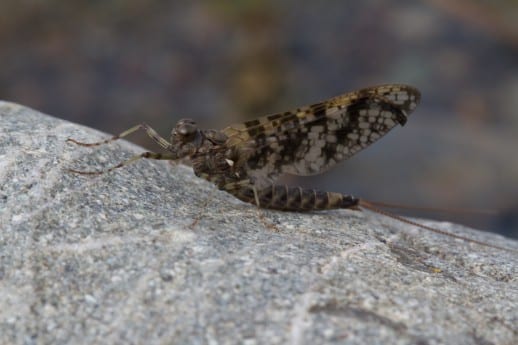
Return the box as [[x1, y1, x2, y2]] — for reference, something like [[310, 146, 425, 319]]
[[0, 100, 517, 345]]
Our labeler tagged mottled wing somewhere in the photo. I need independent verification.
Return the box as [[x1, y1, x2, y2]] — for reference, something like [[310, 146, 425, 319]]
[[222, 84, 420, 181]]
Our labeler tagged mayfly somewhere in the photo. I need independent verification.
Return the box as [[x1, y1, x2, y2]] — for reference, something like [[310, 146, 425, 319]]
[[67, 84, 515, 253]]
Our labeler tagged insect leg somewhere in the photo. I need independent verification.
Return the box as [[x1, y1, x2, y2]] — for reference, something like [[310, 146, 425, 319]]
[[252, 186, 261, 207], [68, 152, 177, 175], [67, 123, 171, 150]]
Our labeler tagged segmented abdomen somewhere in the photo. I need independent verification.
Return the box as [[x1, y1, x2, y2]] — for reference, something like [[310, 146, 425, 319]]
[[228, 184, 359, 211]]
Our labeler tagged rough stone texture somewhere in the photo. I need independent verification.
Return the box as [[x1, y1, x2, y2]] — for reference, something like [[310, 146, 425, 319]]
[[0, 100, 517, 345]]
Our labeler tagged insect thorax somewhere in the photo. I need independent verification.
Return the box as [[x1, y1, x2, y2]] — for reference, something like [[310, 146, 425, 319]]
[[189, 130, 248, 189]]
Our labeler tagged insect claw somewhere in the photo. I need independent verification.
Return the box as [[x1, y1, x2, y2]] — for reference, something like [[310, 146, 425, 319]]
[[67, 168, 105, 175], [66, 137, 116, 147], [66, 138, 89, 146]]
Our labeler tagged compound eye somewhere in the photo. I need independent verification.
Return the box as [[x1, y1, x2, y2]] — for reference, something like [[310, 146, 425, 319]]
[[176, 119, 197, 137]]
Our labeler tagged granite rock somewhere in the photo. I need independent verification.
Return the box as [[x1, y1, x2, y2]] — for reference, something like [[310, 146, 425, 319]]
[[0, 101, 517, 345]]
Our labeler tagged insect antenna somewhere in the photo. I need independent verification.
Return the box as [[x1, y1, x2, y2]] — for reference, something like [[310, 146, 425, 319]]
[[358, 200, 517, 254]]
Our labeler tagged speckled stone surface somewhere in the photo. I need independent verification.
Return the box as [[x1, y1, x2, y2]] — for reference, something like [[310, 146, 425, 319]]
[[1, 101, 517, 345]]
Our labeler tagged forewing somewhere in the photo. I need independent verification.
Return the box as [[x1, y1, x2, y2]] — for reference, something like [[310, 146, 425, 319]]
[[223, 84, 420, 180]]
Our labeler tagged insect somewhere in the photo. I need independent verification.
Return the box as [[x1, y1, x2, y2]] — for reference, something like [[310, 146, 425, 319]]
[[67, 84, 515, 253]]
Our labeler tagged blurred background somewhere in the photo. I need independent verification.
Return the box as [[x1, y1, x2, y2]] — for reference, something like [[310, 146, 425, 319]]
[[1, 0, 517, 238]]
